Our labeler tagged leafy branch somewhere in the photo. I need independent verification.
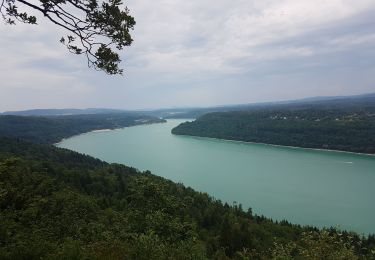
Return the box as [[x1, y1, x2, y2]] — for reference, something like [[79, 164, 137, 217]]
[[0, 0, 135, 74]]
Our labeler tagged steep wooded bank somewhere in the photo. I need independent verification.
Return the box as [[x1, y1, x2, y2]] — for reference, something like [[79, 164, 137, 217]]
[[0, 138, 374, 259]]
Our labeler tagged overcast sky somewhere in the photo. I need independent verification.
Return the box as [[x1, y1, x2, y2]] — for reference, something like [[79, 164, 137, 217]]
[[1, 0, 375, 111]]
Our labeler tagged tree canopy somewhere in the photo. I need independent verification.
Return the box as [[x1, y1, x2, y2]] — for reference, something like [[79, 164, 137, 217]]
[[172, 99, 375, 154], [0, 0, 135, 74]]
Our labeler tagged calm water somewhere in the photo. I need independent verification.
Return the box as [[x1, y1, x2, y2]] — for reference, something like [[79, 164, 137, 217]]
[[57, 119, 375, 235]]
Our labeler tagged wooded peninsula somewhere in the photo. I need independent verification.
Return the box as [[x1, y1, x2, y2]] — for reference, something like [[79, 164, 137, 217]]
[[172, 95, 375, 154]]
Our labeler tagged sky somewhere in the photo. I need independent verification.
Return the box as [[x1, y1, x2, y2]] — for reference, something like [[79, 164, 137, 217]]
[[1, 0, 375, 111]]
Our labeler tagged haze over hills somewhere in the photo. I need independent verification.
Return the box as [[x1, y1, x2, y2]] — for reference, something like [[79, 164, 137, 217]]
[[161, 92, 375, 119], [0, 108, 129, 116], [290, 92, 375, 103], [2, 92, 375, 118]]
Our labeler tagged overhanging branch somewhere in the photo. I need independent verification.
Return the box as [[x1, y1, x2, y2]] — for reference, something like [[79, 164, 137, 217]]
[[1, 0, 135, 74]]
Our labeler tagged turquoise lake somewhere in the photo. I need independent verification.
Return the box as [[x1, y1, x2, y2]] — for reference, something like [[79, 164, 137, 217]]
[[57, 119, 375, 235]]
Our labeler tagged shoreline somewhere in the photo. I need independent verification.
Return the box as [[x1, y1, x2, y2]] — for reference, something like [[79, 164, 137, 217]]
[[55, 127, 119, 145], [55, 120, 167, 146], [56, 118, 374, 157], [174, 134, 375, 158], [90, 129, 113, 133]]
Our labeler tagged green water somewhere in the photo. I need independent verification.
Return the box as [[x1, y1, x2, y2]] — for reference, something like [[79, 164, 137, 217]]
[[57, 119, 375, 235]]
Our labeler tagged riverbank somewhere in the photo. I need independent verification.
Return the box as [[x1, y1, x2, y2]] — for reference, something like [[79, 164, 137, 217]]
[[171, 109, 375, 155], [55, 120, 167, 145], [173, 133, 375, 158]]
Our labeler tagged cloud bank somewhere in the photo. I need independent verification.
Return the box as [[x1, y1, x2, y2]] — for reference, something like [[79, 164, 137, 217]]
[[1, 0, 375, 111]]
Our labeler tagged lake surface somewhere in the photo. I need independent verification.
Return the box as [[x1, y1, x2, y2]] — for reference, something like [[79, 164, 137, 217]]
[[57, 119, 375, 235]]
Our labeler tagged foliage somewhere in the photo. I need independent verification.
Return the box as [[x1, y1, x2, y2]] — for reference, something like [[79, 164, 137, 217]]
[[0, 101, 374, 258], [172, 105, 375, 154], [0, 113, 165, 144], [0, 0, 135, 74], [270, 230, 362, 259], [0, 138, 374, 259]]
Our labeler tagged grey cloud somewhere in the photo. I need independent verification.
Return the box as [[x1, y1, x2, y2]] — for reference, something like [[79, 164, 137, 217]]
[[1, 0, 375, 111]]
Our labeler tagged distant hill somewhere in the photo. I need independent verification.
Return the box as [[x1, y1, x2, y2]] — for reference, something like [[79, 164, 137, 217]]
[[295, 92, 375, 103], [1, 108, 130, 116], [164, 92, 375, 119], [2, 92, 375, 119]]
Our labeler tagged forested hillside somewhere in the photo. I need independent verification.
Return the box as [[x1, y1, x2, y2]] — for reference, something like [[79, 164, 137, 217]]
[[0, 110, 374, 259], [1, 138, 374, 259], [0, 114, 165, 144], [172, 104, 375, 154]]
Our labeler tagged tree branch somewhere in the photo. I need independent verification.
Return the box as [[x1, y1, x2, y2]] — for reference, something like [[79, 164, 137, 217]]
[[1, 0, 135, 74]]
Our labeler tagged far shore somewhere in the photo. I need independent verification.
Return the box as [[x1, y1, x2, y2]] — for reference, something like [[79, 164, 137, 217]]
[[174, 133, 375, 157], [90, 129, 113, 133], [56, 118, 375, 157]]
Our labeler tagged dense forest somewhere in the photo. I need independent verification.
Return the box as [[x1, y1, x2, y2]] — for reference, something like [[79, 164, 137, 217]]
[[0, 111, 374, 259], [172, 99, 375, 154], [0, 114, 165, 144], [1, 138, 374, 259]]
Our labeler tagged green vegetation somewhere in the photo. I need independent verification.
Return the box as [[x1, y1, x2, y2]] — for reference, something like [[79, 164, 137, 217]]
[[0, 114, 165, 144], [172, 104, 375, 154], [0, 111, 374, 259], [0, 138, 374, 259]]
